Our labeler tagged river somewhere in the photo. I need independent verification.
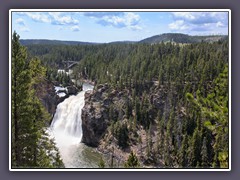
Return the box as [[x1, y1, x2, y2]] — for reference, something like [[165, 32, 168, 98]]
[[50, 83, 102, 168]]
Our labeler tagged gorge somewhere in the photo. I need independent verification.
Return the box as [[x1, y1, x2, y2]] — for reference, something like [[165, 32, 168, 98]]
[[11, 31, 229, 168]]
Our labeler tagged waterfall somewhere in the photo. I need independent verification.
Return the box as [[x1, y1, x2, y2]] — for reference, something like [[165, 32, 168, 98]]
[[50, 83, 94, 167]]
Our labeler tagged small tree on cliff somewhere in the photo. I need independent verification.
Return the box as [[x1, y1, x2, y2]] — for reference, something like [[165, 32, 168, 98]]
[[124, 151, 140, 168], [98, 156, 105, 168]]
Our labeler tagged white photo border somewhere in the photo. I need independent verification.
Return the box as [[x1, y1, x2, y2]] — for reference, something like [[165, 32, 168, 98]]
[[9, 9, 231, 171]]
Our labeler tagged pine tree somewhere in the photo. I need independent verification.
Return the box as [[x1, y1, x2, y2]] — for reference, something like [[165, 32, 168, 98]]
[[98, 156, 105, 168], [156, 111, 162, 156], [124, 151, 140, 168], [178, 134, 188, 168], [159, 113, 165, 158], [188, 128, 201, 167], [12, 31, 31, 166], [186, 65, 229, 168], [146, 124, 153, 160], [11, 32, 64, 168], [201, 137, 209, 168]]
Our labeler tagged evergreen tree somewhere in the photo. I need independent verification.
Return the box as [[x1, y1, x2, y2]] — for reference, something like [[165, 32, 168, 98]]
[[188, 128, 201, 167], [98, 156, 105, 168], [186, 65, 229, 168], [12, 31, 29, 166], [146, 125, 153, 160], [11, 32, 64, 168], [201, 137, 209, 168], [124, 151, 140, 168], [178, 134, 188, 168]]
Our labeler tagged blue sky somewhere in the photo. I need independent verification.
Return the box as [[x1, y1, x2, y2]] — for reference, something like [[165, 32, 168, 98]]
[[12, 11, 229, 43]]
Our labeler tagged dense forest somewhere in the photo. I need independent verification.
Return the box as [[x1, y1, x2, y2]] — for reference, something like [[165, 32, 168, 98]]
[[11, 32, 64, 168], [14, 32, 229, 168], [73, 41, 229, 168]]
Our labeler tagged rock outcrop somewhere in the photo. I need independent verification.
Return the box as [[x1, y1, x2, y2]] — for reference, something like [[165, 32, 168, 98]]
[[81, 84, 110, 147], [81, 82, 174, 155], [35, 79, 80, 120], [67, 86, 80, 95], [80, 82, 182, 167]]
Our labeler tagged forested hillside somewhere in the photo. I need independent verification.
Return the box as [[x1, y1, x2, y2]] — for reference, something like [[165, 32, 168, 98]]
[[20, 39, 97, 46], [75, 40, 229, 168], [20, 33, 227, 46], [11, 32, 64, 168], [139, 33, 227, 44], [17, 34, 229, 168]]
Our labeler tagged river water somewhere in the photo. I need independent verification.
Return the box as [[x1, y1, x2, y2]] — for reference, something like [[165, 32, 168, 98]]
[[50, 83, 102, 168]]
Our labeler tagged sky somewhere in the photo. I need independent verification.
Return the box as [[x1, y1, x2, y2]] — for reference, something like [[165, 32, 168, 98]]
[[11, 10, 229, 43]]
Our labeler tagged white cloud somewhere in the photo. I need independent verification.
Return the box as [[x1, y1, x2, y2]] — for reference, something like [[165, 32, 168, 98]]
[[15, 12, 142, 32], [125, 12, 141, 29], [48, 12, 79, 25], [85, 12, 142, 30], [19, 26, 30, 32], [16, 12, 79, 26], [216, 21, 225, 27], [130, 25, 142, 31], [19, 12, 51, 23], [84, 12, 123, 18], [172, 12, 196, 21], [16, 12, 50, 23], [169, 20, 189, 31], [172, 12, 228, 24], [15, 18, 25, 26], [70, 25, 80, 32], [15, 17, 30, 32], [169, 12, 228, 34]]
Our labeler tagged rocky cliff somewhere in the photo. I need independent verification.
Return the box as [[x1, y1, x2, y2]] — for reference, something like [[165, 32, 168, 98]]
[[80, 82, 179, 166], [81, 83, 131, 147], [81, 84, 111, 147], [35, 79, 80, 122]]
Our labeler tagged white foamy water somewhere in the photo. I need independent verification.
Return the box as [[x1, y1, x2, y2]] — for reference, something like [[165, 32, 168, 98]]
[[51, 91, 85, 144], [50, 83, 99, 168]]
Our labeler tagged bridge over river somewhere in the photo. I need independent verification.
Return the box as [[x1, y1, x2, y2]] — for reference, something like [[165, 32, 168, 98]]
[[62, 60, 80, 69]]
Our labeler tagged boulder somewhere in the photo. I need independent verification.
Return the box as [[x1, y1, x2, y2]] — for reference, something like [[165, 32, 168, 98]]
[[66, 86, 78, 95]]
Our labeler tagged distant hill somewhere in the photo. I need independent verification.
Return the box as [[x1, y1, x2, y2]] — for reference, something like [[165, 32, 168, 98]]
[[108, 41, 137, 44], [139, 33, 227, 44], [20, 33, 228, 46], [20, 39, 137, 46], [20, 39, 98, 46]]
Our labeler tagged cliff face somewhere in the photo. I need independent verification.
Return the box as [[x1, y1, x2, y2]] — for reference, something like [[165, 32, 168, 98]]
[[35, 79, 80, 121], [80, 83, 181, 166], [81, 83, 129, 147], [81, 84, 110, 147]]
